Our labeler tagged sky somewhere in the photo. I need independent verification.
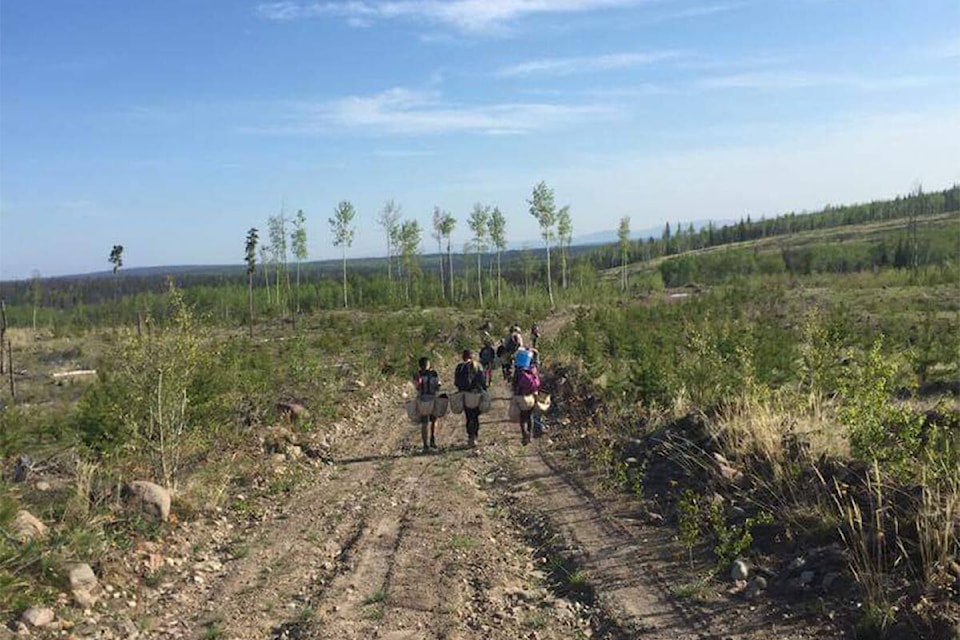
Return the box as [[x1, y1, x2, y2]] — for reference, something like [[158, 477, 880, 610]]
[[1, 0, 958, 279]]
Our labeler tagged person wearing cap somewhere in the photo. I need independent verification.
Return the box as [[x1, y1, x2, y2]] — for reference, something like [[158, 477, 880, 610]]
[[454, 349, 487, 448]]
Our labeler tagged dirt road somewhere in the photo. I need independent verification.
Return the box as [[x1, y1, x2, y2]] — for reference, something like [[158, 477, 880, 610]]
[[132, 379, 836, 640]]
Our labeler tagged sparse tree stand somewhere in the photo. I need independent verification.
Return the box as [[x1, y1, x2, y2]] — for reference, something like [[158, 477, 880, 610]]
[[378, 199, 402, 284], [245, 227, 259, 338], [528, 181, 558, 307], [557, 206, 572, 290], [330, 201, 356, 309], [618, 216, 631, 293]]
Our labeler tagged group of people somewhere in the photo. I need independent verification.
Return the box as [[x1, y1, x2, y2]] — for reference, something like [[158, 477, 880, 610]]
[[412, 322, 544, 452]]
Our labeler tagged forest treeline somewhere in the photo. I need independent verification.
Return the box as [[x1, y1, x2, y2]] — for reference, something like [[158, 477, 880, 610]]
[[0, 184, 956, 329]]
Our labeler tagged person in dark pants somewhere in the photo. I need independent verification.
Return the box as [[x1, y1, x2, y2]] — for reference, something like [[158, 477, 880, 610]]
[[454, 349, 486, 448], [414, 357, 441, 452], [511, 348, 541, 446]]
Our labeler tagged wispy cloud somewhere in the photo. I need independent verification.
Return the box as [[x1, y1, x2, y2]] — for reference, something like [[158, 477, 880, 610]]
[[698, 72, 956, 91], [244, 87, 617, 136], [256, 0, 651, 33], [651, 1, 743, 22], [496, 50, 687, 78]]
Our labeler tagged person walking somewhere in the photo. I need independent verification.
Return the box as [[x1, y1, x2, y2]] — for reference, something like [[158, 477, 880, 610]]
[[414, 356, 441, 453], [531, 322, 542, 349], [454, 349, 487, 448], [511, 348, 541, 445], [478, 341, 496, 386]]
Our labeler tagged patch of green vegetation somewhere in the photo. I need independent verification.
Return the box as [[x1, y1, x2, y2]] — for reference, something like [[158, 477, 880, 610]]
[[448, 534, 479, 551]]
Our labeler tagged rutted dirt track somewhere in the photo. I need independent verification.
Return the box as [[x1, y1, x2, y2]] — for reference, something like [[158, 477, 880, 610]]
[[142, 380, 837, 640]]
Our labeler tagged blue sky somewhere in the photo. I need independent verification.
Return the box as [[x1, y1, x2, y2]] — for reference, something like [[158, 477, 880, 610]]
[[1, 0, 958, 279]]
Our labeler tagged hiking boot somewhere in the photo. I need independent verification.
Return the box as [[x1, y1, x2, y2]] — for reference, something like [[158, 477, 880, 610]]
[[422, 445, 430, 454], [521, 433, 530, 446], [430, 437, 437, 449], [468, 436, 476, 448]]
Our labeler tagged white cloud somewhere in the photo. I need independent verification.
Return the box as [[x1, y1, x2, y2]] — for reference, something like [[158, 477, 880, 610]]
[[698, 72, 956, 91], [256, 0, 651, 33], [496, 50, 687, 78], [245, 87, 618, 135]]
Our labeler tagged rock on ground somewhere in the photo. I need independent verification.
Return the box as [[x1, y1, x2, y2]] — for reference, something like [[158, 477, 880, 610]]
[[13, 510, 47, 541], [21, 607, 55, 628], [730, 558, 750, 581], [66, 562, 101, 607], [124, 480, 171, 522]]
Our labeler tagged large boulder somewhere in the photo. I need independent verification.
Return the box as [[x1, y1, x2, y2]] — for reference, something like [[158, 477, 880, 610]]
[[65, 562, 101, 607], [123, 480, 171, 522], [12, 510, 47, 541]]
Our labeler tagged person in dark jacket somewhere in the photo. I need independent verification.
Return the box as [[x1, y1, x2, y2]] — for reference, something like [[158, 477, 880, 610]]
[[454, 349, 487, 448], [414, 357, 441, 452]]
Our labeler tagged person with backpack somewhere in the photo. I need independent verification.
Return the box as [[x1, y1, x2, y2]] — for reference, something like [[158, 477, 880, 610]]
[[414, 356, 441, 453], [478, 341, 496, 386], [511, 348, 541, 445], [531, 323, 542, 349], [454, 349, 487, 448], [500, 326, 524, 381]]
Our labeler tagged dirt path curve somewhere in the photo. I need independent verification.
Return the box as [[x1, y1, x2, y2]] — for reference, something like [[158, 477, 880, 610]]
[[139, 365, 835, 639]]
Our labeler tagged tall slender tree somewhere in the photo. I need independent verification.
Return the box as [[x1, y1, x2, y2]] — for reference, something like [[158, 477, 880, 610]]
[[617, 216, 630, 292], [487, 207, 507, 305], [259, 244, 271, 305], [439, 212, 457, 300], [244, 228, 259, 337], [378, 200, 401, 281], [528, 181, 557, 307], [431, 207, 445, 298], [468, 204, 489, 308], [557, 205, 572, 290], [30, 270, 42, 331], [108, 244, 124, 324], [330, 201, 356, 309], [267, 213, 289, 313], [290, 210, 308, 313], [399, 220, 422, 302]]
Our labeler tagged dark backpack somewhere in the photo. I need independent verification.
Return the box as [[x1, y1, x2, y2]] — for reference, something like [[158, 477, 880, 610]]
[[479, 346, 495, 365], [419, 370, 440, 396], [516, 368, 540, 395], [504, 334, 518, 354], [455, 362, 474, 391]]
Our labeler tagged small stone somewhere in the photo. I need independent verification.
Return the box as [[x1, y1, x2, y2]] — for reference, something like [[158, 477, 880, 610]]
[[35, 481, 51, 492], [799, 571, 816, 587], [13, 454, 33, 482], [286, 445, 303, 460], [822, 572, 840, 591], [66, 562, 101, 607], [787, 557, 806, 572], [13, 510, 48, 541], [22, 607, 55, 628], [730, 559, 750, 581], [745, 577, 767, 599]]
